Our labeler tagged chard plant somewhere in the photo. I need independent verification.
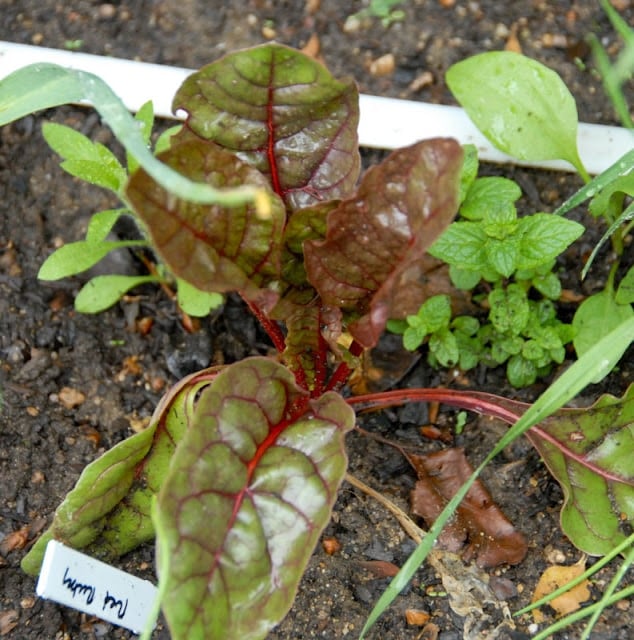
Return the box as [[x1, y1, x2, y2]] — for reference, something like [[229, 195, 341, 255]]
[[1, 42, 633, 640]]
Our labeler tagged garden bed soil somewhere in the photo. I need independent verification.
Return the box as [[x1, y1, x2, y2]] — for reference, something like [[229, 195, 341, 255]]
[[1, 1, 633, 639]]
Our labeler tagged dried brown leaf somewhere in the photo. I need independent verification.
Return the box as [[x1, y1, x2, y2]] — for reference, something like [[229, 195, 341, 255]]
[[409, 448, 527, 567]]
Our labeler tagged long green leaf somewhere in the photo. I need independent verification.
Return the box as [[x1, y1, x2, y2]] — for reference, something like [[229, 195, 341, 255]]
[[0, 63, 261, 206]]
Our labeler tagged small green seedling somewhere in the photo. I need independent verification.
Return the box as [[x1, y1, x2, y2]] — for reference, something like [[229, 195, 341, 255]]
[[36, 103, 222, 316], [348, 0, 406, 27]]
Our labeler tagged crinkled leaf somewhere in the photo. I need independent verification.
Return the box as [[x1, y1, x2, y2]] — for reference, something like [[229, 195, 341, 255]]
[[408, 448, 527, 568], [461, 176, 521, 221], [573, 289, 634, 357], [42, 122, 127, 192], [526, 386, 634, 555], [304, 138, 463, 348], [126, 137, 286, 311], [20, 373, 213, 575], [447, 52, 586, 175], [173, 43, 360, 210], [154, 357, 354, 640], [517, 214, 585, 270]]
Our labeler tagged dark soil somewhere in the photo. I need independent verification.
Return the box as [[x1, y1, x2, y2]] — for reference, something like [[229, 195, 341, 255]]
[[1, 1, 633, 639]]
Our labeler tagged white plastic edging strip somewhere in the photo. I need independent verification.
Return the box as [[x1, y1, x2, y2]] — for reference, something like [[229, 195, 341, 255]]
[[1, 40, 632, 175]]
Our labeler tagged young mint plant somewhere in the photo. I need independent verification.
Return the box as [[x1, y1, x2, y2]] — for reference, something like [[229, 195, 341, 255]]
[[400, 150, 585, 386]]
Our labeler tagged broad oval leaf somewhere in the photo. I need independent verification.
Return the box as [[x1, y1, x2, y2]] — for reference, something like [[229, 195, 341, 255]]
[[527, 385, 634, 555], [154, 357, 354, 640], [304, 138, 463, 348], [446, 52, 586, 175], [126, 137, 286, 311], [173, 43, 360, 210]]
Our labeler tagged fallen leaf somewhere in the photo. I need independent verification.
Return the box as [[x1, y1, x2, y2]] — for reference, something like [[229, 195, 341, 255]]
[[531, 557, 590, 623], [405, 609, 430, 626], [357, 559, 401, 578], [0, 610, 18, 636], [409, 448, 527, 567], [0, 526, 29, 555]]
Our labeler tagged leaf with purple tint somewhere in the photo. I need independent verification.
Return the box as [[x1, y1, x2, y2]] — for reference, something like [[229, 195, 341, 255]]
[[173, 43, 360, 210], [20, 370, 218, 576], [126, 137, 285, 310], [304, 138, 463, 348], [526, 385, 634, 555], [154, 357, 354, 640]]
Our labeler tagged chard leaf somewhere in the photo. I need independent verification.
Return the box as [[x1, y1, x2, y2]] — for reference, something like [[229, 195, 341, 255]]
[[21, 372, 214, 575], [447, 52, 587, 176], [304, 138, 463, 348], [527, 386, 634, 555], [173, 43, 360, 210], [154, 357, 354, 640], [126, 137, 286, 311]]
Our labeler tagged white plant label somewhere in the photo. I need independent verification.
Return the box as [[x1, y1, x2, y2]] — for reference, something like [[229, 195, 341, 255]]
[[36, 540, 158, 634]]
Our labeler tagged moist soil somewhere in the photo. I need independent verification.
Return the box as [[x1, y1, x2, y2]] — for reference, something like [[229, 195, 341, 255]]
[[0, 1, 633, 639]]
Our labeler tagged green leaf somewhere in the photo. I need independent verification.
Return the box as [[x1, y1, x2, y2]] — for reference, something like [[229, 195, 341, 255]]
[[429, 329, 459, 367], [176, 278, 223, 317], [507, 354, 537, 387], [461, 176, 521, 221], [419, 295, 452, 333], [403, 325, 426, 351], [448, 265, 481, 290], [527, 386, 634, 554], [489, 284, 530, 334], [0, 63, 261, 206], [616, 266, 634, 304], [573, 290, 634, 357], [154, 357, 354, 640], [127, 100, 155, 174], [516, 214, 585, 270], [458, 143, 479, 205], [85, 209, 130, 243], [75, 274, 160, 313], [485, 235, 519, 278], [173, 43, 360, 210], [42, 122, 127, 192], [531, 271, 562, 300], [446, 52, 587, 176], [20, 373, 208, 575], [38, 241, 119, 280], [429, 221, 488, 272]]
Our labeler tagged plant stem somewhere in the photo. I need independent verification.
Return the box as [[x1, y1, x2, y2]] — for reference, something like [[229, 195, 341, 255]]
[[243, 298, 286, 353], [325, 340, 364, 393], [347, 387, 523, 424]]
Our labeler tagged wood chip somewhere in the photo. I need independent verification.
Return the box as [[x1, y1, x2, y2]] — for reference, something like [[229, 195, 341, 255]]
[[58, 386, 86, 409]]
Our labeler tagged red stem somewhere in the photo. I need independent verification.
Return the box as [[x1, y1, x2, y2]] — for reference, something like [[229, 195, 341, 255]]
[[325, 340, 364, 393], [346, 387, 524, 425], [244, 297, 286, 353]]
